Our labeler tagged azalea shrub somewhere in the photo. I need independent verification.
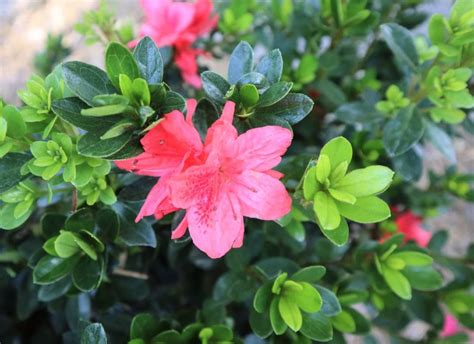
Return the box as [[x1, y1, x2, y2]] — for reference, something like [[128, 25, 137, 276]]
[[1, 0, 474, 343]]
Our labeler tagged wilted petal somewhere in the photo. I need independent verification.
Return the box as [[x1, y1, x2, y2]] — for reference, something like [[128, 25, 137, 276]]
[[232, 170, 292, 220]]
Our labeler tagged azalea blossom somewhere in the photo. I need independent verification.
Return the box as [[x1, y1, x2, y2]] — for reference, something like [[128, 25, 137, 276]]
[[381, 209, 432, 247], [134, 0, 218, 88], [394, 210, 432, 247], [116, 100, 293, 258]]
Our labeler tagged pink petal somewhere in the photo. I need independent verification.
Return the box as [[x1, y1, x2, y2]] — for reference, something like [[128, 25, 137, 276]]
[[187, 189, 243, 259], [396, 211, 432, 247], [233, 126, 293, 171], [203, 102, 237, 159], [232, 170, 292, 220], [171, 215, 188, 239], [232, 220, 245, 248], [441, 314, 459, 337], [141, 110, 202, 156], [115, 152, 185, 176], [185, 99, 197, 124], [136, 176, 177, 222]]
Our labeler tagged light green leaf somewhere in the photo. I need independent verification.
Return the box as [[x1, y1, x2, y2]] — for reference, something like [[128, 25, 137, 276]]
[[328, 188, 356, 204], [337, 196, 391, 223], [334, 166, 394, 197], [382, 267, 412, 300], [320, 136, 353, 169], [389, 252, 433, 266], [278, 295, 302, 331], [314, 191, 340, 230], [303, 165, 320, 201]]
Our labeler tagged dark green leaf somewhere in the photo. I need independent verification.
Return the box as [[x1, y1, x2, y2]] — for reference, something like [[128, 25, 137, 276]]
[[72, 256, 104, 291], [38, 276, 72, 302], [258, 81, 293, 107], [62, 62, 116, 106], [255, 49, 283, 84], [424, 121, 456, 163], [77, 130, 133, 158], [81, 323, 107, 344], [133, 36, 163, 84], [158, 91, 186, 114], [403, 266, 443, 291], [320, 218, 349, 246], [380, 23, 419, 71], [130, 313, 160, 340], [228, 41, 254, 84], [300, 312, 333, 342], [383, 106, 425, 156], [52, 97, 123, 132], [335, 102, 383, 125], [249, 308, 273, 338], [316, 286, 342, 316], [254, 93, 313, 125], [0, 153, 31, 193], [112, 203, 157, 247], [391, 148, 422, 182], [192, 99, 219, 140], [33, 255, 79, 285], [292, 265, 326, 283], [201, 71, 230, 104]]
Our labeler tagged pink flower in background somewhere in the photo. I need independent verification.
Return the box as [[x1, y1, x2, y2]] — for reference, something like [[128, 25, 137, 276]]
[[134, 0, 218, 87], [116, 101, 293, 258], [441, 314, 459, 337], [395, 210, 432, 247]]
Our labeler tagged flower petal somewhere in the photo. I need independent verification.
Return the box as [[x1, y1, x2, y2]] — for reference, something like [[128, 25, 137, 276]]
[[171, 215, 188, 239], [187, 190, 243, 259], [234, 126, 293, 171], [232, 170, 292, 220], [136, 176, 177, 222]]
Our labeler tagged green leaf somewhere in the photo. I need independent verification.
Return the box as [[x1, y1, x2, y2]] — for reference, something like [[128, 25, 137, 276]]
[[424, 121, 456, 163], [81, 103, 128, 117], [0, 203, 33, 230], [255, 49, 283, 84], [390, 252, 433, 266], [72, 256, 104, 291], [96, 208, 119, 242], [228, 41, 254, 84], [429, 14, 452, 45], [0, 153, 31, 193], [288, 282, 322, 313], [292, 265, 326, 283], [278, 295, 302, 331], [192, 99, 219, 140], [383, 106, 425, 156], [258, 81, 293, 107], [380, 23, 419, 71], [314, 191, 340, 230], [316, 155, 331, 184], [81, 323, 107, 344], [254, 281, 273, 313], [317, 286, 342, 316], [331, 309, 356, 333], [303, 165, 320, 201], [130, 313, 160, 340], [133, 36, 163, 84], [300, 312, 333, 342], [320, 217, 349, 246], [3, 105, 26, 138], [113, 203, 157, 247], [105, 42, 140, 89], [391, 148, 422, 182], [33, 255, 79, 285], [201, 71, 231, 104], [382, 267, 412, 300], [62, 61, 116, 106], [254, 93, 314, 125], [335, 102, 385, 125], [77, 130, 133, 158], [240, 84, 259, 107], [158, 91, 186, 114], [320, 136, 353, 170], [403, 266, 443, 291], [52, 98, 123, 132], [269, 297, 287, 335], [328, 188, 356, 204], [337, 196, 391, 223], [54, 231, 80, 258], [65, 208, 95, 232], [334, 166, 394, 197], [38, 277, 72, 302], [249, 308, 273, 339]]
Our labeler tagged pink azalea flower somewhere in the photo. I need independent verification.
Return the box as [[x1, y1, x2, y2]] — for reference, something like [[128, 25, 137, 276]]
[[134, 0, 218, 88], [441, 314, 459, 337], [395, 210, 432, 247], [116, 101, 293, 258]]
